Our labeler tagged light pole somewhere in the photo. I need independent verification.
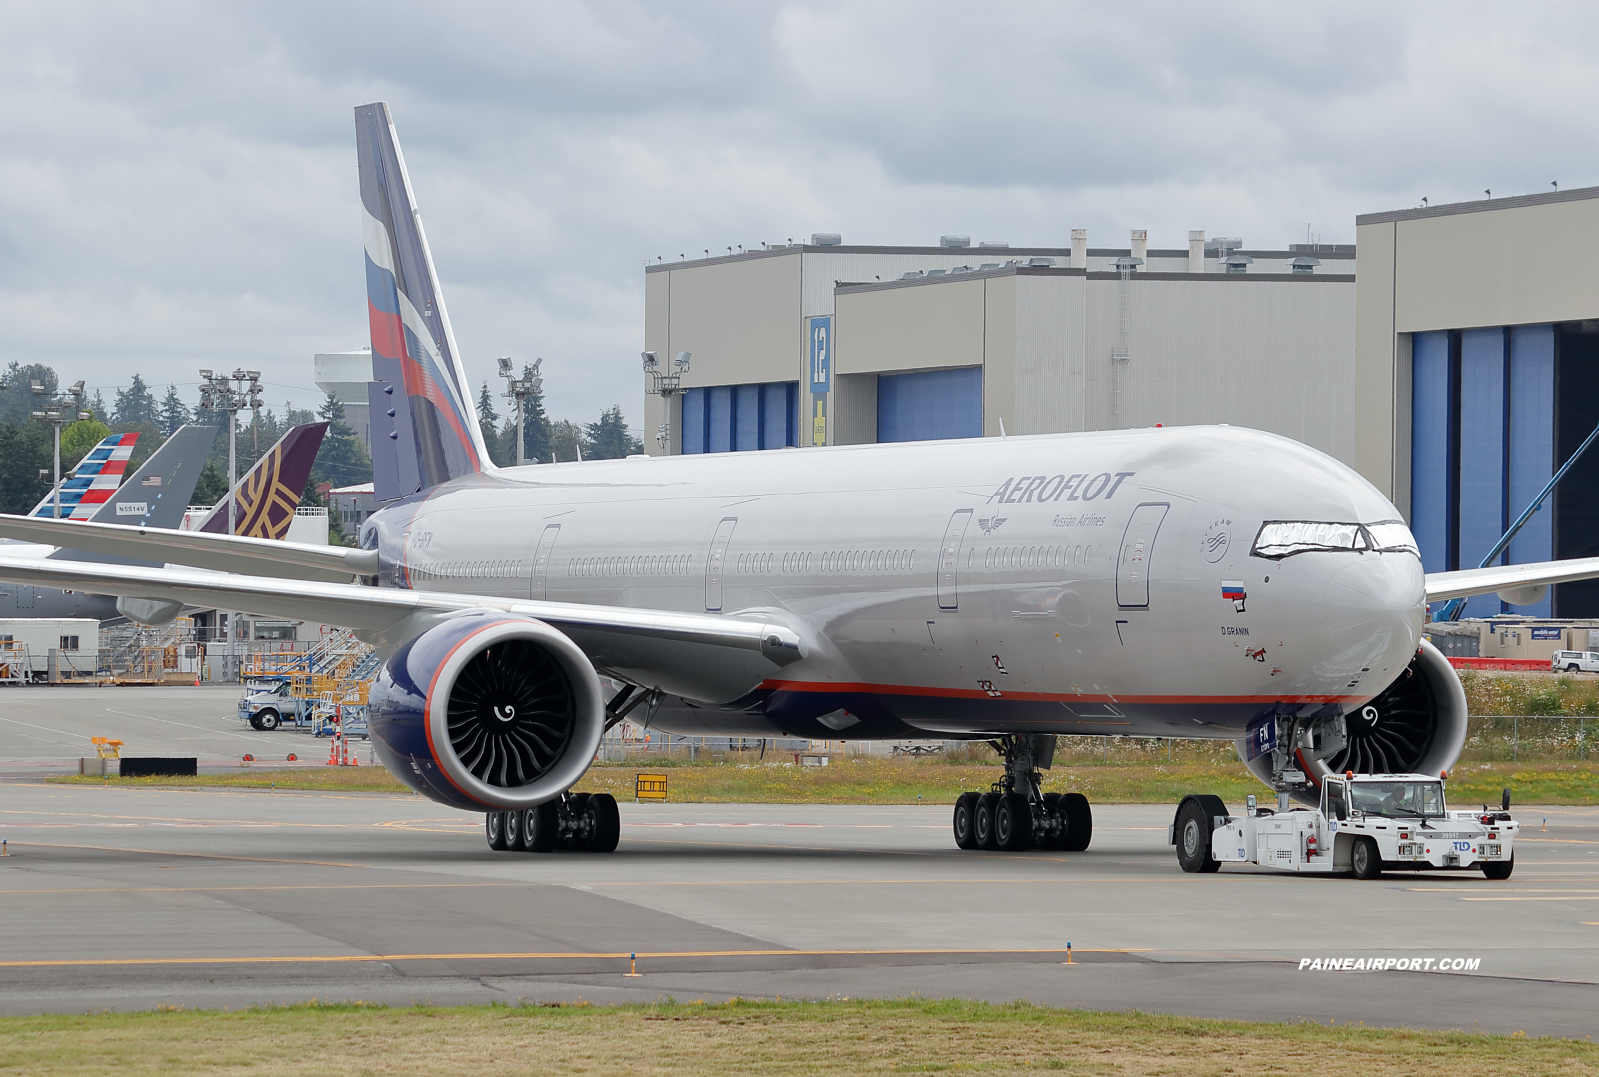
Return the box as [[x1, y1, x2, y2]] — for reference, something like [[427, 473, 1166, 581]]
[[198, 368, 263, 536], [198, 368, 262, 656], [497, 357, 543, 466], [641, 351, 691, 454], [30, 380, 89, 519]]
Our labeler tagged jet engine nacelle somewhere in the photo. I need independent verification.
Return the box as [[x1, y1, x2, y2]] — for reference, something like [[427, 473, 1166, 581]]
[[368, 612, 605, 812], [1240, 638, 1468, 804]]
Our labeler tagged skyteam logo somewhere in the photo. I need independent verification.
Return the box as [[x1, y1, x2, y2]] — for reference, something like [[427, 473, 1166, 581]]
[[1202, 518, 1231, 562]]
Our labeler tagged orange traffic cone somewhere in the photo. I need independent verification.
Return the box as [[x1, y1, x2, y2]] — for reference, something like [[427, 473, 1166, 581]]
[[326, 734, 339, 766]]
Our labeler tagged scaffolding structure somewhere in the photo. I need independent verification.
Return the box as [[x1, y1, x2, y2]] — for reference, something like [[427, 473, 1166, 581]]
[[241, 629, 377, 737]]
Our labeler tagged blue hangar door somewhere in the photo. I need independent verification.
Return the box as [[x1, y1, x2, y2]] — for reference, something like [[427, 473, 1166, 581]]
[[878, 367, 983, 442]]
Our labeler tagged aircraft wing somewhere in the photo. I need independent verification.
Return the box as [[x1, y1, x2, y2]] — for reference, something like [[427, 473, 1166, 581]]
[[0, 514, 375, 583], [1425, 556, 1599, 602], [0, 555, 805, 704]]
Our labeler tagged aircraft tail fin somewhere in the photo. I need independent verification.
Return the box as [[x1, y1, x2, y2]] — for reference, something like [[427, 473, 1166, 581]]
[[87, 423, 217, 530], [195, 422, 328, 538], [356, 101, 489, 499], [27, 432, 139, 520]]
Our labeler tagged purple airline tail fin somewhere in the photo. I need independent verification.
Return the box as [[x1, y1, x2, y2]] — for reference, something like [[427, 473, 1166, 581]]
[[355, 102, 489, 500], [197, 422, 328, 539]]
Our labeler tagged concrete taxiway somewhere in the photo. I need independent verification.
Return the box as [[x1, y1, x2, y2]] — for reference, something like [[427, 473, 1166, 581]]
[[1, 687, 1595, 1033], [1, 775, 1596, 1036]]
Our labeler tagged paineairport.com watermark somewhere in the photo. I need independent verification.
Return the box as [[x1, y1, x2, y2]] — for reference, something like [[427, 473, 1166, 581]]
[[1298, 956, 1481, 972]]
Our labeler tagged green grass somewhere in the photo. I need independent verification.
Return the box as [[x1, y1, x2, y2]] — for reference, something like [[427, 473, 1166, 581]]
[[45, 757, 1599, 805], [0, 999, 1591, 1076]]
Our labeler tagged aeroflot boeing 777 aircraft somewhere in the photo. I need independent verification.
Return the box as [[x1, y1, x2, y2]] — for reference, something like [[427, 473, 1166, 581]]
[[1, 102, 1596, 856]]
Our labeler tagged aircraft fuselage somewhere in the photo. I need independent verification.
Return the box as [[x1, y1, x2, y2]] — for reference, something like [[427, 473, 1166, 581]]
[[361, 425, 1426, 743]]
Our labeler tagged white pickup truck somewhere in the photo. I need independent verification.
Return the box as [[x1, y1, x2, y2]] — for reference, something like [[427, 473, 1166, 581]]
[[1171, 773, 1517, 880]]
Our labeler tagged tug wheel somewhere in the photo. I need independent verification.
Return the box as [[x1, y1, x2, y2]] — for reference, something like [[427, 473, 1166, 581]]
[[1176, 799, 1219, 873], [1480, 855, 1514, 880], [1351, 836, 1384, 879]]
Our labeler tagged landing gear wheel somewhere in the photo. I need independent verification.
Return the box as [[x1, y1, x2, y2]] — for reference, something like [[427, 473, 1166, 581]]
[[485, 811, 510, 851], [504, 807, 527, 851], [586, 793, 621, 852], [1350, 836, 1384, 879], [1176, 800, 1219, 873], [1035, 792, 1063, 850], [975, 793, 1000, 850], [1480, 855, 1514, 880], [562, 793, 592, 850], [1059, 793, 1093, 852], [995, 792, 1031, 851], [952, 792, 979, 850], [256, 708, 281, 732], [527, 799, 560, 853]]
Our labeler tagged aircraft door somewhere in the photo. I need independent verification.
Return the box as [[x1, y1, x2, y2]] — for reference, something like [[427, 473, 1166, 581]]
[[530, 524, 560, 600], [704, 517, 738, 612], [936, 509, 973, 610], [1116, 502, 1170, 608]]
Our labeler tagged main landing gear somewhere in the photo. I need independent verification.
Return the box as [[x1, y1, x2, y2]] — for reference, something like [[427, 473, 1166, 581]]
[[485, 792, 621, 854], [951, 734, 1092, 853]]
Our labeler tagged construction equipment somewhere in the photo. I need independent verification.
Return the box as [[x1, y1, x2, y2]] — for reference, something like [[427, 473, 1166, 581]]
[[238, 629, 376, 738]]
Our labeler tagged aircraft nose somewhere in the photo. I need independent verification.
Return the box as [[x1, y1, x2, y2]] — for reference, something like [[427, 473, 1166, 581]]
[[1325, 555, 1426, 616], [1322, 555, 1426, 673]]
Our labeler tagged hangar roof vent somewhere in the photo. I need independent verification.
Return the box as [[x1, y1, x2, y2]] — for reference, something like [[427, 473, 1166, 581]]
[[978, 240, 1009, 248], [810, 233, 842, 246], [1222, 253, 1253, 273], [1290, 256, 1320, 275], [1206, 237, 1244, 252], [1028, 257, 1055, 268], [940, 235, 971, 248], [898, 270, 924, 280]]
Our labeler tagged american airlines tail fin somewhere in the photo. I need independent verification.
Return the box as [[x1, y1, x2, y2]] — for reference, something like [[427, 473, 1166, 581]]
[[193, 421, 328, 539], [356, 101, 489, 502], [47, 423, 217, 565], [27, 432, 139, 520]]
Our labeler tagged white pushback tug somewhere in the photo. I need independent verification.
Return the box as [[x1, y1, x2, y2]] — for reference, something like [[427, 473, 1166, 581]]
[[1171, 773, 1518, 880]]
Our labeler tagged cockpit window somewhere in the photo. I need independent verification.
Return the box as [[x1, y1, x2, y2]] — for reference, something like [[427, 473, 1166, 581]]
[[1250, 520, 1419, 560]]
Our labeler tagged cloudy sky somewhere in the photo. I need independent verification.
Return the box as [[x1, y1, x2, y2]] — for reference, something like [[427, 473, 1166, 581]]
[[0, 2, 1590, 429]]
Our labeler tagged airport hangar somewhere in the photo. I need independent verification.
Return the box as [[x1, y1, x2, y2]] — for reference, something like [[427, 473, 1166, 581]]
[[641, 188, 1599, 620]]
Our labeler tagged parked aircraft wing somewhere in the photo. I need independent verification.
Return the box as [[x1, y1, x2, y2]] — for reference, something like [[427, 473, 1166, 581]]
[[1425, 557, 1599, 603], [0, 513, 375, 582], [0, 556, 805, 703]]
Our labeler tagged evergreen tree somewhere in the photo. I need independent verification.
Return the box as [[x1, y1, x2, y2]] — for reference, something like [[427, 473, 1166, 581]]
[[585, 405, 644, 460], [476, 382, 507, 467], [0, 362, 58, 424], [0, 420, 53, 515], [158, 384, 191, 437], [87, 389, 108, 424], [547, 419, 589, 463], [113, 373, 159, 428], [312, 392, 373, 489], [192, 459, 228, 505]]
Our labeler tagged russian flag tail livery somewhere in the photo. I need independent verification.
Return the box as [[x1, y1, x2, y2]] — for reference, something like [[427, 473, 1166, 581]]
[[196, 422, 329, 539], [28, 432, 139, 520], [356, 101, 488, 501]]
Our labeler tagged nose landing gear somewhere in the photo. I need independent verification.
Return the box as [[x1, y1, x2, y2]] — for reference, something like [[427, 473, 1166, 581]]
[[949, 734, 1093, 853]]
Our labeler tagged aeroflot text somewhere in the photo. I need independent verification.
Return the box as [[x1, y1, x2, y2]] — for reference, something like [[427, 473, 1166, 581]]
[[1298, 957, 1481, 972], [988, 472, 1136, 504]]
